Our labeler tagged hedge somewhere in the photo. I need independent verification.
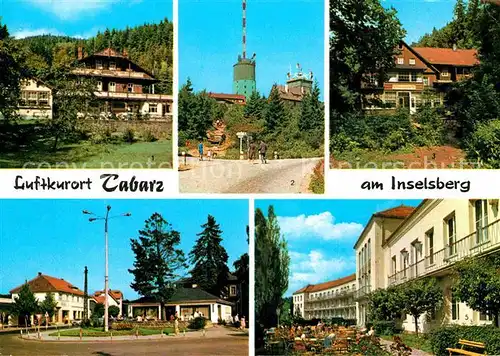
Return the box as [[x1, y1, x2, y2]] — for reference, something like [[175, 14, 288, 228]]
[[370, 320, 399, 336], [430, 325, 500, 356]]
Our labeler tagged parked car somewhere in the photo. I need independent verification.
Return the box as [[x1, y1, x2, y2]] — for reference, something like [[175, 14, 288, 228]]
[[71, 319, 82, 326]]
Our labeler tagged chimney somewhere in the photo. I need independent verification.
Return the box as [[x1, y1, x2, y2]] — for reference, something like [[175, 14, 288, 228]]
[[78, 46, 83, 60]]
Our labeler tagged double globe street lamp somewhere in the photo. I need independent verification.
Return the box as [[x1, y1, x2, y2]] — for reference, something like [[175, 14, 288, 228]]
[[83, 206, 131, 332]]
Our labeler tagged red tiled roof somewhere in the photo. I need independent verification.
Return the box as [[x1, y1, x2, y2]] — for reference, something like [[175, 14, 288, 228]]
[[10, 274, 84, 296], [413, 47, 479, 66], [373, 205, 415, 219], [93, 290, 123, 302], [293, 274, 356, 295], [93, 295, 106, 304], [208, 92, 246, 100]]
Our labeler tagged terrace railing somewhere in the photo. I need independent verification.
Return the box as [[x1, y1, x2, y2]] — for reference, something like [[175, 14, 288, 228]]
[[388, 218, 500, 286]]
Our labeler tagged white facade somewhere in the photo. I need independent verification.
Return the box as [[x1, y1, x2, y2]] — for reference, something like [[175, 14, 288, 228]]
[[293, 276, 357, 321], [18, 79, 53, 119], [10, 291, 84, 324], [355, 200, 500, 333]]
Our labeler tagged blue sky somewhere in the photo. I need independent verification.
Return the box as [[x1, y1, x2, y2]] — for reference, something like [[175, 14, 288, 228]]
[[0, 199, 248, 300], [255, 199, 422, 296], [0, 0, 173, 39], [385, 0, 457, 44], [179, 0, 324, 97]]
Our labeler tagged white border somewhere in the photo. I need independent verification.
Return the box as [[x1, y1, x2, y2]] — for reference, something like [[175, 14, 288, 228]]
[[248, 198, 255, 356], [173, 0, 179, 172]]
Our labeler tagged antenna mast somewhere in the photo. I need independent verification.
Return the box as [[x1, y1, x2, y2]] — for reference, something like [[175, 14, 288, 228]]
[[242, 0, 247, 59]]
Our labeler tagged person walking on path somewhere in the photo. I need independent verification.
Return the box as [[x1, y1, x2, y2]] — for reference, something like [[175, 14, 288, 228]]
[[198, 140, 204, 161], [248, 141, 257, 163], [240, 316, 246, 330], [174, 311, 179, 335], [259, 141, 267, 164]]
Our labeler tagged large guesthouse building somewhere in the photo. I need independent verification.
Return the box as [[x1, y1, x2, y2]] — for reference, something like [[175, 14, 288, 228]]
[[296, 200, 500, 333], [72, 48, 172, 120], [364, 42, 478, 114], [293, 274, 357, 321]]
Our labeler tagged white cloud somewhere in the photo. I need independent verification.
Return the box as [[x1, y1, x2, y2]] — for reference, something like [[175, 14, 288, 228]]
[[12, 28, 65, 39], [277, 212, 363, 240], [26, 0, 123, 20], [288, 250, 355, 295]]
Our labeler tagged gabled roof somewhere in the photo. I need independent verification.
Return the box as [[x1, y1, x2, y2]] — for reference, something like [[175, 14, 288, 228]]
[[92, 290, 123, 303], [293, 274, 356, 295], [10, 273, 84, 296], [93, 48, 127, 58], [413, 47, 478, 67], [130, 287, 234, 306]]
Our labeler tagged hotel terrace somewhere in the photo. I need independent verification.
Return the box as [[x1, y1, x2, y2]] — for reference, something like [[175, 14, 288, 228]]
[[296, 200, 500, 333], [293, 274, 356, 321]]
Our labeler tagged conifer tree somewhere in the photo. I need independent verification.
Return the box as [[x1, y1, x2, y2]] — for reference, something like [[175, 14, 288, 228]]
[[189, 215, 229, 297], [299, 82, 323, 132], [244, 90, 266, 120], [265, 85, 285, 133], [12, 283, 39, 325], [129, 213, 187, 320]]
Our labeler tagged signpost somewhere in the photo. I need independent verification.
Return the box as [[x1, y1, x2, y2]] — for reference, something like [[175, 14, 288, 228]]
[[236, 132, 247, 160]]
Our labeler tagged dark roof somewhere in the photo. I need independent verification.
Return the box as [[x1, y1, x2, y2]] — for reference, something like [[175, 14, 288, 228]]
[[293, 274, 356, 295], [130, 288, 233, 306]]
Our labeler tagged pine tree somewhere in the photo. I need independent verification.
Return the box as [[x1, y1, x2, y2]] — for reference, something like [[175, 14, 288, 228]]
[[128, 213, 187, 320], [299, 82, 323, 132], [255, 205, 290, 339], [244, 90, 266, 120], [265, 85, 285, 133], [178, 78, 195, 133], [12, 283, 39, 325], [39, 292, 57, 319], [453, 0, 467, 46], [189, 215, 230, 297]]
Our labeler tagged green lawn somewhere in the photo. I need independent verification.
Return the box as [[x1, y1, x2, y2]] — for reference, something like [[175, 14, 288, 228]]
[[381, 334, 433, 354], [49, 327, 177, 337], [0, 121, 172, 168]]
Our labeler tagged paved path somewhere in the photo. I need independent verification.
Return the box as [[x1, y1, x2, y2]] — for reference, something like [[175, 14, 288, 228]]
[[179, 157, 321, 193], [0, 326, 248, 355], [380, 338, 433, 356]]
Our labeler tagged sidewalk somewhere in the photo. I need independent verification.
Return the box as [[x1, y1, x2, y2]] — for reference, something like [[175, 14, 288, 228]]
[[21, 326, 248, 342]]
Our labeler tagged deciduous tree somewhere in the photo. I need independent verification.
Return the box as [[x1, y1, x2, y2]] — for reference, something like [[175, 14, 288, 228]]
[[255, 205, 290, 340], [453, 253, 500, 327], [39, 292, 57, 319]]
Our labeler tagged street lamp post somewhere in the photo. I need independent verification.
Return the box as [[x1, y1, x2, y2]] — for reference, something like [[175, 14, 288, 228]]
[[83, 206, 131, 332]]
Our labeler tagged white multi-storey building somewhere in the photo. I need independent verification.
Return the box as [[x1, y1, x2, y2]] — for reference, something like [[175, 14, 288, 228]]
[[293, 274, 357, 321], [10, 272, 85, 324], [354, 200, 500, 333]]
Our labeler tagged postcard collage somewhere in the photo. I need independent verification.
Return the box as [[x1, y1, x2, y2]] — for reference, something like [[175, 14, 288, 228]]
[[1, 0, 500, 355]]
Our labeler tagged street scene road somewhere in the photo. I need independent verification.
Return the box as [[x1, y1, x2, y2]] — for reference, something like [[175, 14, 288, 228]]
[[179, 157, 321, 193], [0, 327, 248, 356]]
